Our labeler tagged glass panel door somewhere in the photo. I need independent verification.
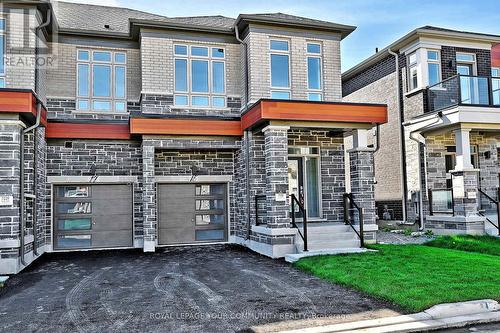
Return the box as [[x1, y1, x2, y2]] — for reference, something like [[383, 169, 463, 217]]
[[305, 157, 320, 218]]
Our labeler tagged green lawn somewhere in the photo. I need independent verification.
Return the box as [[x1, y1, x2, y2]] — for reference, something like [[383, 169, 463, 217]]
[[425, 235, 500, 256], [294, 244, 500, 312]]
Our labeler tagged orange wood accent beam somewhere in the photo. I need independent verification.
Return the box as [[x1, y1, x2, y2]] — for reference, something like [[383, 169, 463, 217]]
[[0, 90, 48, 126], [241, 100, 388, 130], [130, 118, 243, 136], [46, 122, 131, 139]]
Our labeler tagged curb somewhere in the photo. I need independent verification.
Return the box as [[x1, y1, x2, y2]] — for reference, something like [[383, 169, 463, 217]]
[[246, 300, 500, 333]]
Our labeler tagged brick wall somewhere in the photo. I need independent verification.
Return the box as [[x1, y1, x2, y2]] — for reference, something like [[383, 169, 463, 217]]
[[245, 24, 342, 104], [342, 54, 396, 96], [45, 139, 144, 241], [441, 46, 492, 80]]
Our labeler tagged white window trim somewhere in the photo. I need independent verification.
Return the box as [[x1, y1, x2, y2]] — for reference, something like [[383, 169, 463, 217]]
[[76, 49, 127, 112], [269, 38, 291, 98], [0, 17, 6, 87], [407, 51, 420, 92], [173, 44, 227, 108], [288, 146, 323, 220], [456, 52, 477, 75], [425, 49, 442, 87], [492, 67, 500, 77], [306, 42, 323, 101]]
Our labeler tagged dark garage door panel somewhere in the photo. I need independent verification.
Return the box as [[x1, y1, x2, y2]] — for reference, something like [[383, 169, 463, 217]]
[[158, 183, 227, 246], [54, 184, 133, 250]]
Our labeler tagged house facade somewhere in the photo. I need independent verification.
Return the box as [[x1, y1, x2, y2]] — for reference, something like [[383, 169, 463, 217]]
[[0, 1, 386, 275], [343, 27, 500, 235]]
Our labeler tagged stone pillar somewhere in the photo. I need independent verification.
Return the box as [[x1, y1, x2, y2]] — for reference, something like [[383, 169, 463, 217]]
[[451, 170, 480, 217], [142, 143, 156, 252], [262, 125, 289, 227], [349, 129, 377, 243]]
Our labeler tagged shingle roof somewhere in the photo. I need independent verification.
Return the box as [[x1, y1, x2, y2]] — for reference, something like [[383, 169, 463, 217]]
[[52, 2, 354, 38], [53, 1, 169, 34]]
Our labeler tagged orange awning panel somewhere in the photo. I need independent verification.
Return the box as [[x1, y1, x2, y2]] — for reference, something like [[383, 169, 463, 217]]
[[241, 100, 387, 130], [130, 118, 243, 136], [0, 89, 48, 126]]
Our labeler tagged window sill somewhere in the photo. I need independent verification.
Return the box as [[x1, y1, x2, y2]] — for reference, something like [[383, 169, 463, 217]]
[[74, 110, 129, 115], [405, 87, 426, 97], [170, 106, 233, 111]]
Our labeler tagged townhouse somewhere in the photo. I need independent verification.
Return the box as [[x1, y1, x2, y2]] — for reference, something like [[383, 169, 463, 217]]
[[343, 27, 500, 235], [0, 1, 387, 275]]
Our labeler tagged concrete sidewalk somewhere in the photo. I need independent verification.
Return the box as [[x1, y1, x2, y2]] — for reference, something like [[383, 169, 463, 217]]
[[247, 299, 500, 333]]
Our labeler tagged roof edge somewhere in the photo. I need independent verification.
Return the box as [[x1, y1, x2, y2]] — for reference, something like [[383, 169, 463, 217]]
[[129, 18, 234, 35], [342, 26, 500, 82], [235, 14, 356, 39]]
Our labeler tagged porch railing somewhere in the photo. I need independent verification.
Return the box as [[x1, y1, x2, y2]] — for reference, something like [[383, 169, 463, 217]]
[[426, 74, 500, 113], [290, 194, 308, 252], [478, 188, 500, 236], [254, 194, 266, 226], [428, 188, 455, 216], [342, 193, 364, 247]]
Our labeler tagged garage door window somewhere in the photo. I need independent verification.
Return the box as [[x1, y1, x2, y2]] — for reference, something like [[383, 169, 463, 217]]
[[58, 218, 92, 230], [195, 214, 224, 225], [58, 235, 91, 248], [195, 199, 224, 210], [195, 184, 224, 195], [57, 202, 92, 214], [58, 186, 89, 198], [195, 229, 224, 241]]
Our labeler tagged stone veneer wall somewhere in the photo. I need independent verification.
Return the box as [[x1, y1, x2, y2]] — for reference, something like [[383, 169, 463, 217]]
[[45, 139, 143, 243]]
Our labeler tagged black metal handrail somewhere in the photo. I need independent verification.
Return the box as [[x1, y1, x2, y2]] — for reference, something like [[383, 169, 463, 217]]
[[290, 194, 308, 252], [255, 194, 266, 226], [428, 188, 455, 216], [478, 188, 500, 236], [342, 193, 364, 247]]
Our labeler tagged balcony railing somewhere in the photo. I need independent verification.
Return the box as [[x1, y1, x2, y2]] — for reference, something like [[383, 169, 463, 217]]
[[426, 75, 500, 113]]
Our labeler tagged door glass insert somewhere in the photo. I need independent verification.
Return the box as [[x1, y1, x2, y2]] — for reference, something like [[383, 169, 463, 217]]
[[57, 202, 91, 214], [58, 218, 91, 230], [195, 214, 224, 225], [57, 235, 91, 248], [195, 229, 224, 241], [195, 184, 224, 195], [195, 199, 224, 210], [57, 186, 89, 198], [305, 157, 320, 218]]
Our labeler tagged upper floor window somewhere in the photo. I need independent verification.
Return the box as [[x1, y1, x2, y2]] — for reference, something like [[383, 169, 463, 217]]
[[0, 18, 5, 88], [456, 52, 476, 76], [306, 42, 322, 101], [270, 39, 290, 99], [492, 68, 500, 77], [407, 52, 418, 91], [76, 49, 127, 112], [427, 50, 441, 86], [174, 44, 226, 108]]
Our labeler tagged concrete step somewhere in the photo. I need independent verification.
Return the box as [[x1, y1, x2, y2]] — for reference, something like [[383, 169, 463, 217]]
[[295, 239, 361, 252], [285, 247, 371, 263], [300, 231, 359, 242], [295, 223, 353, 234]]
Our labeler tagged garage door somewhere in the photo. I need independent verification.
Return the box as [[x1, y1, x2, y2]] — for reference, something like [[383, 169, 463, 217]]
[[158, 183, 227, 245], [54, 184, 133, 250]]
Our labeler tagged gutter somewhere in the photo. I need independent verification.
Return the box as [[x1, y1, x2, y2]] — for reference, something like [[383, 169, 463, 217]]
[[387, 48, 408, 222], [235, 25, 252, 240]]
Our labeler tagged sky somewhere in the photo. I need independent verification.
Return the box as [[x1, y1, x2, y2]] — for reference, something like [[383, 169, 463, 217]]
[[64, 0, 500, 72]]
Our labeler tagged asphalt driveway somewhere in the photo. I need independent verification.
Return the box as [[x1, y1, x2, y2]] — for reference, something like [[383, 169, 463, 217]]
[[0, 245, 395, 332]]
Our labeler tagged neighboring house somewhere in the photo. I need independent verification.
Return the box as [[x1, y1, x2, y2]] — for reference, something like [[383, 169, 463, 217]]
[[343, 26, 500, 235], [0, 1, 386, 275]]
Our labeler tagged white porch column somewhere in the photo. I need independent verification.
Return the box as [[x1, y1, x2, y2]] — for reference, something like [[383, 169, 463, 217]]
[[454, 128, 473, 171], [352, 129, 368, 149]]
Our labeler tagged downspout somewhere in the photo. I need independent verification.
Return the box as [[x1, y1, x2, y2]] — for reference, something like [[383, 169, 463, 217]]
[[408, 115, 443, 230], [387, 48, 408, 222], [20, 103, 42, 265], [235, 25, 252, 240], [20, 9, 50, 264]]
